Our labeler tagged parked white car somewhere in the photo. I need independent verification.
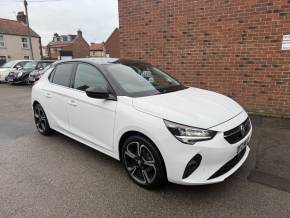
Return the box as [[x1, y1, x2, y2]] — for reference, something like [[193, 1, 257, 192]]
[[32, 58, 252, 189], [0, 60, 31, 82]]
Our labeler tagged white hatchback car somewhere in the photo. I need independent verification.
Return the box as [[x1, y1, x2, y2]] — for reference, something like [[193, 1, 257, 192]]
[[32, 58, 252, 188], [0, 60, 31, 82]]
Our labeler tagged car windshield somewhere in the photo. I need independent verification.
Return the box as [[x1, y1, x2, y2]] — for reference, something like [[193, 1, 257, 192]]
[[23, 61, 37, 70], [0, 60, 18, 68], [38, 65, 52, 74], [105, 63, 187, 97], [37, 62, 52, 70]]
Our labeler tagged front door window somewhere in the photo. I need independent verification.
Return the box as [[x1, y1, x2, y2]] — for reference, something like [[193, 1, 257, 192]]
[[73, 63, 108, 91]]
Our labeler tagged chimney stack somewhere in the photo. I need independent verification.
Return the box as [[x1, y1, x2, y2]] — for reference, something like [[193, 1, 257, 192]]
[[77, 30, 82, 37], [53, 33, 59, 42], [16, 11, 27, 24]]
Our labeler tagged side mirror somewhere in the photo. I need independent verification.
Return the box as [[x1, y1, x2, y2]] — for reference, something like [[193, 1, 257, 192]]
[[86, 86, 115, 100]]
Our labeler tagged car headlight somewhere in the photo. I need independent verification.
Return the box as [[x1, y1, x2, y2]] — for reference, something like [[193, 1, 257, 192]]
[[164, 120, 217, 145], [17, 72, 23, 78]]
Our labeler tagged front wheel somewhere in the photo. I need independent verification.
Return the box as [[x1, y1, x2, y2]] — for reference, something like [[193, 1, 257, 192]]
[[33, 103, 53, 135], [121, 135, 167, 189]]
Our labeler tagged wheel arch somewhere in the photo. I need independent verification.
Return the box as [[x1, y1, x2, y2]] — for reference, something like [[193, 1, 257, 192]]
[[32, 100, 40, 108], [118, 130, 168, 178], [32, 100, 50, 124]]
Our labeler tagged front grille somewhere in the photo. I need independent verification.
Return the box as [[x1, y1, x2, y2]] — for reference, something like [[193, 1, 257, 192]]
[[7, 72, 16, 77], [224, 118, 251, 144], [208, 148, 246, 180], [7, 75, 16, 79]]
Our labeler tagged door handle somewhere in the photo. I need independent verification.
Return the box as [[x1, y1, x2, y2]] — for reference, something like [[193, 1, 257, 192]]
[[68, 99, 78, 107], [45, 92, 52, 98]]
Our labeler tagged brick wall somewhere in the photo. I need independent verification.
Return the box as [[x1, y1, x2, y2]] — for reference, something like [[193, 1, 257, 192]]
[[119, 0, 290, 117], [105, 28, 120, 58], [72, 36, 90, 58]]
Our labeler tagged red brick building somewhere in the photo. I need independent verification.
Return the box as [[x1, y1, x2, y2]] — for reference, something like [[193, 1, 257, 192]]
[[119, 0, 290, 117], [105, 28, 120, 58], [89, 42, 106, 57], [47, 30, 89, 60]]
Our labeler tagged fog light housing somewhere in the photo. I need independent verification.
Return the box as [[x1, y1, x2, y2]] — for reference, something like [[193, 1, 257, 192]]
[[182, 154, 202, 179]]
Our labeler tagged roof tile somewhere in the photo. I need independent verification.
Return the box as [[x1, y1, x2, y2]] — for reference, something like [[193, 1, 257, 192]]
[[0, 18, 40, 38], [90, 43, 105, 51]]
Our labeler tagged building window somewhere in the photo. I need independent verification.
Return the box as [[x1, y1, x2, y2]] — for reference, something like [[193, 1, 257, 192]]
[[24, 56, 30, 60], [62, 36, 68, 41], [21, 37, 29, 49], [0, 35, 5, 47]]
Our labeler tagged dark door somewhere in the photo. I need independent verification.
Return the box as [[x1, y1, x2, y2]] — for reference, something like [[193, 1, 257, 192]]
[[0, 56, 6, 66]]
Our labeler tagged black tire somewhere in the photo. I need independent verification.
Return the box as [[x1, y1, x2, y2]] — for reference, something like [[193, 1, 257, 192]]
[[25, 77, 30, 85], [121, 135, 167, 189], [33, 103, 53, 136]]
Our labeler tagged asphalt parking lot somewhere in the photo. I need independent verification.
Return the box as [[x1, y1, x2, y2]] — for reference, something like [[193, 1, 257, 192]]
[[0, 84, 289, 218]]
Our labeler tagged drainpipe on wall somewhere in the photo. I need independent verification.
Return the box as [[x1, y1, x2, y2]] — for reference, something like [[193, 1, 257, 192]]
[[24, 0, 34, 60]]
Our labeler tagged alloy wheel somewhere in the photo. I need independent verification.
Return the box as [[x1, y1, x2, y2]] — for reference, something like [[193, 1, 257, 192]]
[[123, 141, 157, 185], [34, 105, 47, 133]]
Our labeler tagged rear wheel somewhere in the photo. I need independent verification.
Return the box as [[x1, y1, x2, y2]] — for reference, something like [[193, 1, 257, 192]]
[[33, 103, 53, 135], [121, 135, 167, 189]]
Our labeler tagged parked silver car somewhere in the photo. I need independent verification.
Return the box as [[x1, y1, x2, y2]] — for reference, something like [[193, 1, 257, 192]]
[[28, 61, 55, 83], [0, 60, 31, 82], [7, 60, 54, 84]]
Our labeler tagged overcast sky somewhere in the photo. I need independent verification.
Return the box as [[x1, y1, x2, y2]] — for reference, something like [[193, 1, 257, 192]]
[[0, 0, 119, 45]]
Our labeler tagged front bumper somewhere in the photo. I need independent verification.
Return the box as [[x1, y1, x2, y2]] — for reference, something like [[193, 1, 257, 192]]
[[158, 110, 251, 185], [0, 73, 8, 82], [28, 74, 39, 83], [7, 74, 27, 84]]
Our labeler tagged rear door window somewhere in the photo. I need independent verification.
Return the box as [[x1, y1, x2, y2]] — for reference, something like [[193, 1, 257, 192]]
[[51, 63, 74, 87]]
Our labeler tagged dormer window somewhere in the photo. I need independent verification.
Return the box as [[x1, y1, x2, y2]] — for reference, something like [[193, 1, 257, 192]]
[[0, 35, 5, 47]]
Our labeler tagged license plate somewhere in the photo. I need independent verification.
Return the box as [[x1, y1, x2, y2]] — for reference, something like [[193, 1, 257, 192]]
[[8, 78, 13, 82], [30, 78, 35, 82], [237, 137, 250, 154]]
